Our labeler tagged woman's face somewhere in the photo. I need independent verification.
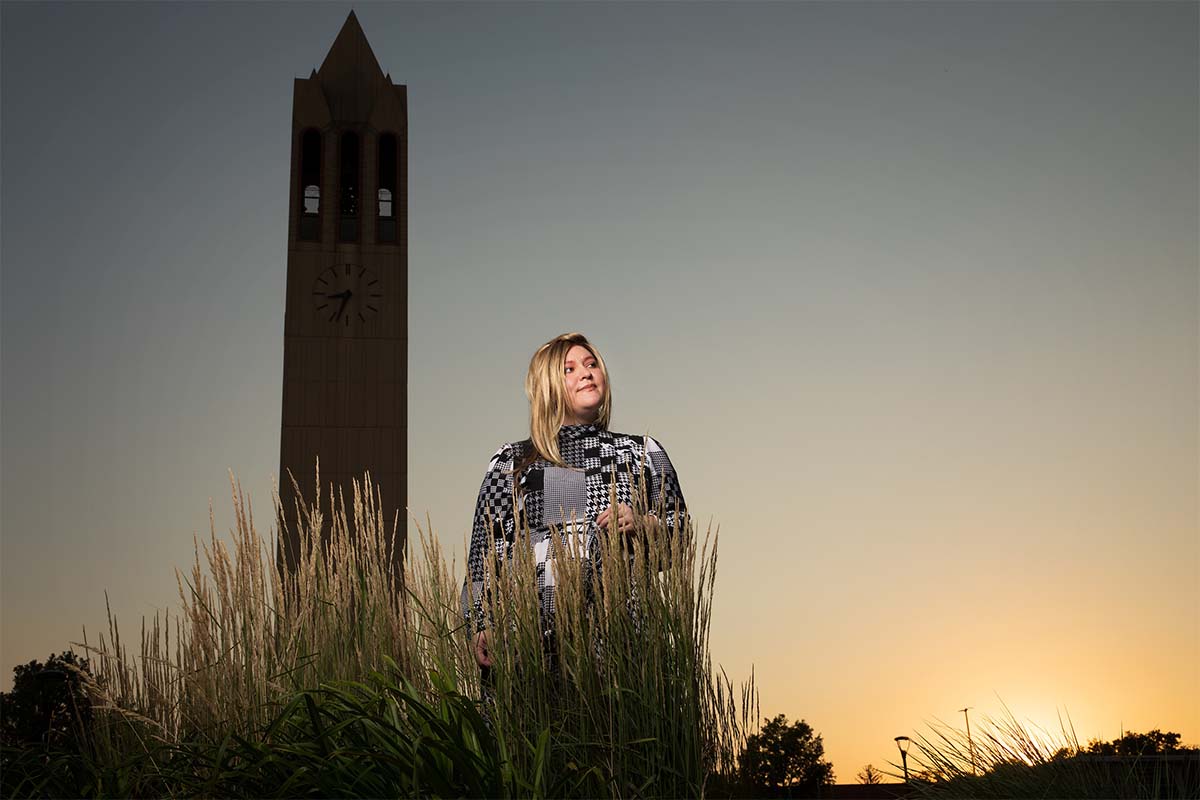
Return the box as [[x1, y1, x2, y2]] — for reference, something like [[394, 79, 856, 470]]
[[562, 344, 605, 425]]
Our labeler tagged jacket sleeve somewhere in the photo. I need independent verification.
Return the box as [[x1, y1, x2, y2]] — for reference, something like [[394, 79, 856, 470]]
[[645, 436, 688, 535], [461, 443, 517, 633]]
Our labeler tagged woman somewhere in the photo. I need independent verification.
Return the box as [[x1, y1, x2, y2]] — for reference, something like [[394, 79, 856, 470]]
[[461, 332, 687, 672]]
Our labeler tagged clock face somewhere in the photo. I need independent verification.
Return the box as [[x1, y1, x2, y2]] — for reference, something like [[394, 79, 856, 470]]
[[312, 263, 382, 327]]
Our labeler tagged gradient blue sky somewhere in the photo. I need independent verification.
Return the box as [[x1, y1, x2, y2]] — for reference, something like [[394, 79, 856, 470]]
[[2, 0, 1197, 780]]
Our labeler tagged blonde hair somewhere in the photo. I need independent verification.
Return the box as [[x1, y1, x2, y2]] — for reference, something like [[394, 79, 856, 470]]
[[523, 332, 612, 467]]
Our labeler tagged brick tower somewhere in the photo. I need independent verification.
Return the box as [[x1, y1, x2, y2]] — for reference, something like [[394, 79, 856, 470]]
[[279, 11, 407, 571]]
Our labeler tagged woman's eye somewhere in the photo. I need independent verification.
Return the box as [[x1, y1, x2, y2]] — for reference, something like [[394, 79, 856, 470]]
[[564, 367, 573, 373]]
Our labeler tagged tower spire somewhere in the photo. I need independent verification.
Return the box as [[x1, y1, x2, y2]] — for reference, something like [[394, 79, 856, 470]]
[[317, 10, 389, 123]]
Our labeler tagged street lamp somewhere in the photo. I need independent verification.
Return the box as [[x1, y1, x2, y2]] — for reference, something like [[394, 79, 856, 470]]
[[895, 735, 911, 783], [959, 707, 975, 775]]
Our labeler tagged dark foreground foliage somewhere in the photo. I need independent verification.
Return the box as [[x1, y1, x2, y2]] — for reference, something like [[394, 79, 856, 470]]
[[1, 661, 690, 799], [907, 751, 1200, 800], [900, 714, 1200, 800], [158, 666, 617, 799]]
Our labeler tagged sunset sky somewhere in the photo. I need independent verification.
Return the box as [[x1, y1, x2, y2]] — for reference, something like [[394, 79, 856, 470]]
[[2, 1, 1196, 780]]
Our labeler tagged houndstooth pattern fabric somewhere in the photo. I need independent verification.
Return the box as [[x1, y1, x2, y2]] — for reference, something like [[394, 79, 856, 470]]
[[461, 424, 687, 634]]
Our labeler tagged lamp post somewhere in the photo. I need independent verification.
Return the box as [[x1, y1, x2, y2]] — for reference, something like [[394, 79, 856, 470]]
[[895, 736, 911, 784], [959, 707, 975, 776]]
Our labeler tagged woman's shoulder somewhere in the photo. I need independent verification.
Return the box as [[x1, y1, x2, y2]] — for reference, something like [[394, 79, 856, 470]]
[[483, 438, 534, 469], [607, 430, 667, 451], [606, 429, 641, 446]]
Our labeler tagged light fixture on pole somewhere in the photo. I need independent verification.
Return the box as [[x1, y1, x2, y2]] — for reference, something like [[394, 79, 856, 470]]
[[959, 707, 975, 776], [894, 735, 911, 784]]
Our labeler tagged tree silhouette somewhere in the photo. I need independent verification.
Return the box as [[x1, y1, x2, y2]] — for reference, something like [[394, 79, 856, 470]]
[[857, 763, 885, 784], [0, 650, 93, 751], [1086, 729, 1188, 756], [739, 714, 835, 798]]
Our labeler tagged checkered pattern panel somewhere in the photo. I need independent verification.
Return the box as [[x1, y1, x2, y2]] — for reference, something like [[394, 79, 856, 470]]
[[645, 436, 686, 533], [461, 443, 516, 631], [543, 466, 587, 525]]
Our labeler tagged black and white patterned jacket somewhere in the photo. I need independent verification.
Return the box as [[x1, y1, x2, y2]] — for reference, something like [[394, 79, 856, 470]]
[[461, 423, 686, 634]]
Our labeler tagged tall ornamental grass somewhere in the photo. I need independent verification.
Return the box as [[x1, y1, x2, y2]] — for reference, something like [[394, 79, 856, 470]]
[[472, 478, 756, 797], [896, 704, 1200, 800], [66, 466, 755, 797]]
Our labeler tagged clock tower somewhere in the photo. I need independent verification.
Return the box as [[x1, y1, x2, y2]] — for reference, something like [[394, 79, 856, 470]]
[[279, 11, 406, 571]]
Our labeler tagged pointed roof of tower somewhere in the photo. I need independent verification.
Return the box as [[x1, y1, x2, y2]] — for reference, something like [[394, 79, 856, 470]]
[[316, 11, 389, 123]]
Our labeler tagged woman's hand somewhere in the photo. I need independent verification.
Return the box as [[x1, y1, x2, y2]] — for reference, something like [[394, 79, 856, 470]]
[[596, 503, 639, 534], [473, 630, 492, 668]]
